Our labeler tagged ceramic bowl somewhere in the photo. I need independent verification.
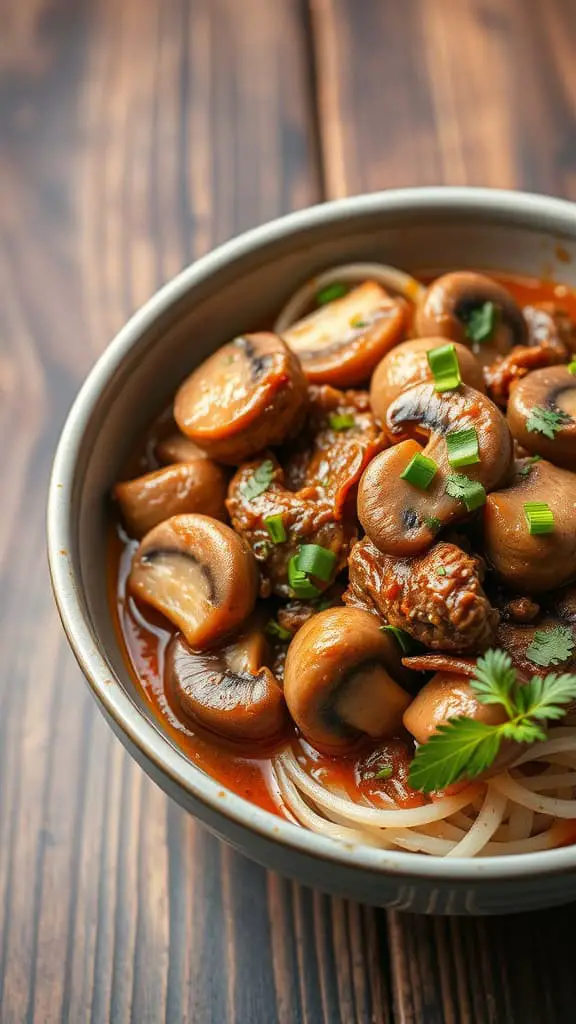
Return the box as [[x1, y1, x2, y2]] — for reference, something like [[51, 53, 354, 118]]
[[48, 187, 576, 915]]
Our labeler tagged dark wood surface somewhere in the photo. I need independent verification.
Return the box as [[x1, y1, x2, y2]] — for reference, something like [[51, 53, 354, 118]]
[[2, 0, 576, 1021]]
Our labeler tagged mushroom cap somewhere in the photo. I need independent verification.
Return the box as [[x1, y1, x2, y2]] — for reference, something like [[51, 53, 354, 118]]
[[114, 460, 228, 539], [369, 336, 485, 429], [155, 433, 208, 464], [358, 383, 513, 556], [416, 271, 527, 367], [283, 607, 414, 753], [165, 625, 287, 743], [174, 332, 308, 463], [129, 514, 258, 648], [281, 281, 408, 387], [483, 459, 576, 593], [507, 364, 576, 468], [403, 671, 507, 745]]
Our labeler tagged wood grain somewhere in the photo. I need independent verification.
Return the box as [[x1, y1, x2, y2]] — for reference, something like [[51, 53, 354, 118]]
[[3, 0, 576, 1021]]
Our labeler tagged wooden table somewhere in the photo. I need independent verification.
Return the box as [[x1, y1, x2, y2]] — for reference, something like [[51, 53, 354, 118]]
[[2, 1, 576, 1020]]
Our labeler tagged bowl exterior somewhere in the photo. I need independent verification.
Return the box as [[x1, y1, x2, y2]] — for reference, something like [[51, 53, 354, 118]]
[[48, 187, 576, 914]]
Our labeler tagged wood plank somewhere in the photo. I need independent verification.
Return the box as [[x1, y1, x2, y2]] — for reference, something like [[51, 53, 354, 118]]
[[310, 0, 576, 1021]]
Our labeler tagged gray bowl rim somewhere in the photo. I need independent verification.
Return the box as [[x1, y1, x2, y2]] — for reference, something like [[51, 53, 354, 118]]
[[48, 185, 576, 882]]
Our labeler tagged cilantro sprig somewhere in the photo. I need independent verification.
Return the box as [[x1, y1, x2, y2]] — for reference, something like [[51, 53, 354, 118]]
[[408, 649, 576, 793], [526, 626, 575, 668], [526, 406, 572, 440]]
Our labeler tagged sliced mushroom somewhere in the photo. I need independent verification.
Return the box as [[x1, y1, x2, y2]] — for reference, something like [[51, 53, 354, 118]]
[[507, 364, 576, 468], [155, 433, 208, 464], [283, 607, 415, 753], [114, 461, 228, 539], [358, 383, 513, 556], [416, 272, 527, 367], [165, 623, 287, 743], [483, 458, 576, 593], [403, 671, 507, 745], [129, 514, 258, 648], [279, 281, 408, 387], [344, 538, 498, 652], [173, 333, 308, 464], [369, 336, 485, 429]]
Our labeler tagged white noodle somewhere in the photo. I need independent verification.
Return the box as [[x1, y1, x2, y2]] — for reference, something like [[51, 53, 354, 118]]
[[512, 733, 576, 767], [491, 774, 576, 817], [515, 773, 576, 792], [273, 262, 425, 333], [507, 803, 534, 842], [445, 785, 507, 858], [273, 763, 385, 847]]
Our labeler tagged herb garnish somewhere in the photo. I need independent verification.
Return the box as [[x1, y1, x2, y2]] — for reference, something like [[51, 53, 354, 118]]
[[526, 406, 571, 440], [328, 412, 355, 431], [445, 473, 486, 512], [380, 625, 423, 656], [526, 626, 575, 668], [517, 455, 541, 478], [265, 619, 292, 642], [374, 766, 393, 781], [424, 515, 442, 533], [408, 649, 576, 793], [316, 283, 347, 306], [240, 460, 275, 500], [463, 301, 496, 343]]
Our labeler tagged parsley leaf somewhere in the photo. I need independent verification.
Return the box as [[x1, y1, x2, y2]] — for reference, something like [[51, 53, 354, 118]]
[[526, 406, 572, 440], [240, 459, 275, 500], [409, 718, 502, 793], [463, 301, 496, 343], [471, 649, 517, 715], [525, 626, 575, 668], [445, 473, 486, 511]]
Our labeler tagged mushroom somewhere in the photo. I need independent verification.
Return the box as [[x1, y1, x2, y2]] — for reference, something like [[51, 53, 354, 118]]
[[283, 607, 416, 753], [483, 458, 576, 593], [416, 272, 527, 367], [369, 336, 485, 429], [403, 669, 507, 746], [155, 433, 208, 464], [128, 514, 258, 648], [173, 333, 308, 464], [165, 621, 287, 743], [344, 538, 498, 652], [279, 281, 408, 387], [507, 364, 576, 468], [358, 383, 513, 556], [114, 461, 228, 539], [484, 306, 570, 408]]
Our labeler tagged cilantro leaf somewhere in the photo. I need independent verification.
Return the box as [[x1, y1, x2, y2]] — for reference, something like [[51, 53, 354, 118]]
[[525, 406, 572, 440], [408, 718, 501, 793], [470, 649, 517, 714], [525, 626, 575, 668], [515, 672, 576, 721], [445, 473, 486, 511], [463, 301, 496, 343], [240, 459, 275, 500]]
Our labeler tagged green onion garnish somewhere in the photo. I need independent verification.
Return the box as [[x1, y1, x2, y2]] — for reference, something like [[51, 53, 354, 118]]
[[524, 502, 555, 535], [400, 452, 438, 490], [288, 556, 321, 599], [263, 514, 286, 544], [436, 566, 447, 577], [328, 412, 355, 431], [427, 343, 462, 393], [316, 283, 347, 305], [446, 427, 480, 468], [265, 619, 292, 642], [374, 766, 393, 781], [445, 473, 486, 512], [295, 544, 337, 582], [463, 301, 496, 343], [569, 361, 576, 376]]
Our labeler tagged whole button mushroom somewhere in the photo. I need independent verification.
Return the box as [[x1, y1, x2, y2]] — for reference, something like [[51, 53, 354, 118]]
[[283, 607, 416, 753], [279, 281, 408, 387], [506, 364, 576, 468], [165, 620, 287, 743], [402, 665, 507, 746], [358, 382, 513, 557], [128, 514, 258, 648], [114, 460, 228, 539], [416, 272, 527, 367], [369, 336, 485, 430], [174, 333, 308, 464], [155, 433, 208, 464]]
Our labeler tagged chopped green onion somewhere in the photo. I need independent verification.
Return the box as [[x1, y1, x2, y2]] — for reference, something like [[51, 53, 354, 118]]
[[446, 427, 480, 468], [240, 459, 275, 500], [427, 343, 462, 393], [374, 766, 393, 781], [265, 619, 292, 642], [263, 514, 286, 544], [328, 412, 355, 431], [316, 283, 347, 305], [350, 316, 369, 328], [524, 502, 555, 535], [445, 473, 486, 512], [288, 556, 321, 599], [463, 301, 496, 343], [569, 361, 576, 376], [436, 566, 447, 577], [295, 544, 337, 582], [400, 453, 438, 490]]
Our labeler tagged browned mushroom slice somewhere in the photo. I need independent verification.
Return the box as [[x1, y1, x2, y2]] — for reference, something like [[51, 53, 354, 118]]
[[165, 624, 287, 743], [416, 272, 527, 367], [344, 538, 498, 652], [173, 333, 308, 464], [403, 671, 507, 745], [283, 607, 416, 753], [155, 433, 208, 464], [129, 514, 258, 648], [114, 461, 228, 539], [369, 337, 485, 429], [483, 458, 576, 593], [506, 364, 576, 468], [281, 282, 408, 387], [358, 383, 513, 556]]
